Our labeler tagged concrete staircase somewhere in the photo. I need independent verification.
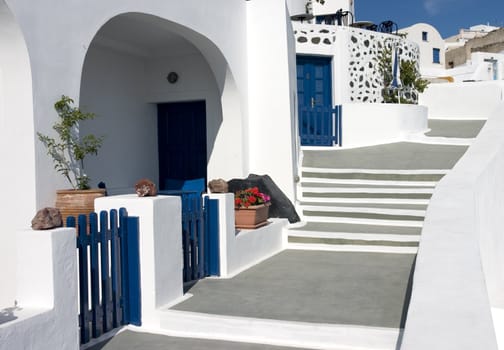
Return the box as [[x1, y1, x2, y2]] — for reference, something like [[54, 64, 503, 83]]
[[289, 118, 486, 253]]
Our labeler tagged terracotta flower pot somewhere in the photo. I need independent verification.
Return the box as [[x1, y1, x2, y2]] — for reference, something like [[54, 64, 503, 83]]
[[234, 204, 270, 229], [55, 188, 107, 227]]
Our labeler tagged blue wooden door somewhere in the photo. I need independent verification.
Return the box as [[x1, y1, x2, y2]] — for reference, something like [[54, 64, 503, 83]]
[[297, 56, 334, 146], [157, 101, 207, 189]]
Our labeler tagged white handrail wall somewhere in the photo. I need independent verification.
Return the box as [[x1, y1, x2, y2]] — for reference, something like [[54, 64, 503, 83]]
[[401, 103, 504, 350]]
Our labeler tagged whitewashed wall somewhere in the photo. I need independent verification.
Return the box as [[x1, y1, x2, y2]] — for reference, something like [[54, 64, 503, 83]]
[[419, 81, 504, 119], [0, 1, 36, 307], [401, 103, 504, 350], [80, 45, 158, 193], [341, 103, 427, 148], [400, 23, 445, 70], [0, 0, 298, 315], [246, 0, 297, 200], [80, 41, 226, 193], [1, 0, 298, 207], [0, 228, 78, 350]]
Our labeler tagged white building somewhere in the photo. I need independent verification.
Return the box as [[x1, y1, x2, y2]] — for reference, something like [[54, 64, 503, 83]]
[[445, 24, 500, 51], [399, 23, 445, 78], [0, 0, 297, 310]]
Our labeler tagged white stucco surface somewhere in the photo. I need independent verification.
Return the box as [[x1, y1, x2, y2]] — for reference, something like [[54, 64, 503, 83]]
[[1, 0, 297, 212], [400, 23, 445, 71], [95, 195, 183, 328], [208, 193, 287, 278], [341, 103, 428, 148], [401, 103, 504, 350], [0, 1, 36, 307], [0, 228, 78, 350], [419, 81, 504, 119]]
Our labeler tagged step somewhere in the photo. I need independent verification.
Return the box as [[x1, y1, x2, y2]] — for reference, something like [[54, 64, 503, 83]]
[[287, 235, 420, 247], [158, 309, 402, 350], [289, 222, 423, 235], [301, 186, 435, 194], [288, 229, 420, 243], [287, 243, 418, 254], [301, 192, 432, 200], [298, 202, 429, 210], [301, 168, 446, 182], [297, 197, 431, 205], [301, 179, 439, 187], [301, 205, 426, 219], [300, 215, 424, 227]]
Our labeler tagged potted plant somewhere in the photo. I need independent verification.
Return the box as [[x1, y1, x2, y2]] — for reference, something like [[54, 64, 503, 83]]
[[37, 95, 105, 225], [234, 187, 271, 229]]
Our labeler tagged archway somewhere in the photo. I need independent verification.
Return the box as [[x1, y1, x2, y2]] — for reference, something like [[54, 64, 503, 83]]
[[79, 13, 243, 194]]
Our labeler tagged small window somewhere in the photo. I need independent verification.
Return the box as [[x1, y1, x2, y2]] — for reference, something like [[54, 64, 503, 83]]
[[433, 48, 440, 64], [422, 31, 428, 41]]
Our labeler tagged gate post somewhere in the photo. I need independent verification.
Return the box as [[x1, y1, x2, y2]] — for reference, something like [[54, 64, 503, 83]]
[[95, 195, 183, 328]]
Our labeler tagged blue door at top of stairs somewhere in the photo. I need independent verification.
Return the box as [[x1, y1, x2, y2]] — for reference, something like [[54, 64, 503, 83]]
[[297, 56, 334, 146]]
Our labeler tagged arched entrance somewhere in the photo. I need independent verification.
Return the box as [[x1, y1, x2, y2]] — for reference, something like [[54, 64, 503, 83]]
[[0, 1, 36, 306], [79, 12, 241, 194]]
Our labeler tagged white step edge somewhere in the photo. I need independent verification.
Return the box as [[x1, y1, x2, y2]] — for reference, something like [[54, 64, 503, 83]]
[[301, 187, 435, 194], [300, 178, 439, 187], [301, 167, 449, 175], [288, 243, 418, 254], [298, 197, 431, 205], [405, 134, 474, 146], [288, 230, 421, 242], [303, 216, 424, 227], [157, 309, 401, 350], [301, 205, 426, 217]]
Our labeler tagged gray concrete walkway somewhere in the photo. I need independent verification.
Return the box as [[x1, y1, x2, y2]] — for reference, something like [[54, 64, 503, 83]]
[[426, 119, 486, 138], [172, 250, 415, 329], [87, 331, 304, 350]]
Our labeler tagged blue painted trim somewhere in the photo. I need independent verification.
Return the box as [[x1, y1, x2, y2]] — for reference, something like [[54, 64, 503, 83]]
[[125, 215, 142, 326], [205, 197, 220, 276]]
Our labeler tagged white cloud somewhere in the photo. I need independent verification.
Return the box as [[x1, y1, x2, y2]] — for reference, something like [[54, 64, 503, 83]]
[[423, 0, 441, 15], [423, 0, 456, 15]]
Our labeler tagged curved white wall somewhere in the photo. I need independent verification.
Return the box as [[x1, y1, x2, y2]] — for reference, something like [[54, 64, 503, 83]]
[[341, 103, 428, 148], [419, 81, 504, 119], [401, 103, 504, 350], [0, 1, 36, 307]]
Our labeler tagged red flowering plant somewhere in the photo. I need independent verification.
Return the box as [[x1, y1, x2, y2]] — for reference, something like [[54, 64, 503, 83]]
[[234, 187, 271, 209]]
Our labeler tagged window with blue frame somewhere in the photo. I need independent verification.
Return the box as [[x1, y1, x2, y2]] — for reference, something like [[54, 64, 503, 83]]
[[422, 31, 428, 41], [433, 48, 440, 64]]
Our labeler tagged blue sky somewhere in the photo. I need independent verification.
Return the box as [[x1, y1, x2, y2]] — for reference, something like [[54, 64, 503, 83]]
[[355, 0, 504, 38]]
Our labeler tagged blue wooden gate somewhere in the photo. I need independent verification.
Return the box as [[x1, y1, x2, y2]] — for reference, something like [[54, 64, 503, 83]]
[[69, 208, 141, 345], [159, 190, 220, 283], [299, 105, 342, 146]]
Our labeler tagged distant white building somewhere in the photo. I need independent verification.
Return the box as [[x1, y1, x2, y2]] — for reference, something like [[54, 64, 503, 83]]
[[400, 23, 445, 78], [445, 24, 500, 51]]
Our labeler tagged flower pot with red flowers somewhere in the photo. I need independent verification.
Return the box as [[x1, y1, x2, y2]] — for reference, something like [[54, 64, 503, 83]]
[[234, 187, 271, 229]]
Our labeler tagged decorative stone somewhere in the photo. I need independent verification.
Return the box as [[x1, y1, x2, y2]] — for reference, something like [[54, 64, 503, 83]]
[[208, 179, 229, 193], [31, 207, 62, 230], [135, 179, 157, 197]]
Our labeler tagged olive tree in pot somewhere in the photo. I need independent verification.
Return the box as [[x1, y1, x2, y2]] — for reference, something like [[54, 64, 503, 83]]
[[37, 95, 106, 225]]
